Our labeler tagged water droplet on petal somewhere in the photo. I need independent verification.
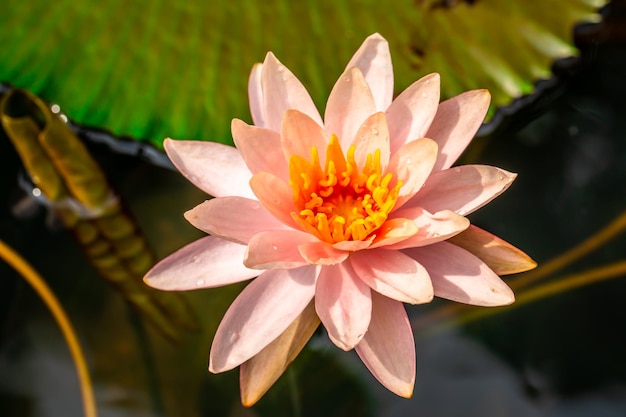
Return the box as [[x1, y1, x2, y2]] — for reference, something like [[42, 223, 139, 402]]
[[454, 167, 462, 173], [196, 278, 205, 286], [272, 245, 278, 251], [421, 92, 428, 98], [433, 232, 440, 237], [406, 158, 412, 165], [344, 76, 351, 82], [229, 332, 240, 343], [191, 255, 199, 263], [370, 128, 379, 135]]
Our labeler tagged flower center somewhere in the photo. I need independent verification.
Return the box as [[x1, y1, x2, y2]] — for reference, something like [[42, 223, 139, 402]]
[[289, 135, 402, 244]]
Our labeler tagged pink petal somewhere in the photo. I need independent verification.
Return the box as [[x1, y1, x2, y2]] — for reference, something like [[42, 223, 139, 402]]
[[384, 208, 469, 250], [249, 172, 298, 228], [426, 89, 491, 171], [209, 266, 318, 373], [240, 302, 320, 406], [345, 33, 393, 111], [370, 218, 419, 249], [386, 138, 438, 208], [333, 239, 373, 251], [350, 249, 433, 304], [245, 230, 315, 269], [387, 73, 440, 154], [184, 197, 287, 244], [231, 119, 288, 181], [448, 225, 537, 275], [248, 63, 265, 127], [281, 109, 329, 163], [407, 165, 517, 216], [144, 236, 258, 291], [261, 52, 323, 132], [164, 139, 255, 199], [403, 242, 515, 306], [355, 292, 415, 398], [324, 67, 376, 151], [315, 262, 372, 350], [298, 241, 349, 265], [351, 112, 391, 171]]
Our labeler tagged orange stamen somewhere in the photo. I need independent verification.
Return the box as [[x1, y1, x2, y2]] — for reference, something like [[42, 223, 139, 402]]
[[289, 135, 402, 244]]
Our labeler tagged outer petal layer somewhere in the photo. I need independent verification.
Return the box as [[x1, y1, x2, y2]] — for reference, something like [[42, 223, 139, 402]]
[[448, 225, 537, 275], [387, 73, 440, 154], [245, 230, 315, 269], [409, 165, 516, 216], [426, 89, 491, 171], [240, 302, 320, 407], [209, 266, 317, 373], [184, 197, 287, 244], [164, 139, 255, 199], [355, 292, 415, 398], [260, 52, 323, 131], [144, 236, 258, 290], [315, 262, 372, 350], [403, 242, 515, 306], [231, 119, 288, 181], [248, 63, 265, 127], [345, 33, 393, 111], [350, 249, 433, 305]]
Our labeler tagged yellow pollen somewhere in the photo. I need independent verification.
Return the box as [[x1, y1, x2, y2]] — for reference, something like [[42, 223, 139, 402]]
[[289, 134, 402, 244]]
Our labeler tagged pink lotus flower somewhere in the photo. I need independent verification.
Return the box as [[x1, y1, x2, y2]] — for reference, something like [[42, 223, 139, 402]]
[[145, 33, 536, 405]]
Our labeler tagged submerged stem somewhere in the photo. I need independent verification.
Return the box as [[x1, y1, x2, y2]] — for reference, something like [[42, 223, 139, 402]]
[[0, 239, 97, 417], [508, 209, 626, 291], [419, 260, 626, 336], [287, 366, 303, 417], [413, 208, 626, 331]]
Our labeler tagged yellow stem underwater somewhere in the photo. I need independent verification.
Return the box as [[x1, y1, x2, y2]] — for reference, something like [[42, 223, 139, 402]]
[[414, 208, 626, 329], [508, 209, 626, 291], [0, 240, 97, 417], [418, 260, 626, 336]]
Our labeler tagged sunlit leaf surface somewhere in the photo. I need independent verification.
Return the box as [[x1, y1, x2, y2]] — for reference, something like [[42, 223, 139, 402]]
[[0, 0, 605, 146]]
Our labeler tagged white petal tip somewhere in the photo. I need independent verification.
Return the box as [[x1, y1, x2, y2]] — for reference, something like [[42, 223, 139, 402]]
[[208, 358, 228, 374], [485, 286, 515, 306], [424, 72, 440, 82], [329, 333, 365, 351], [367, 33, 385, 41], [142, 272, 177, 291]]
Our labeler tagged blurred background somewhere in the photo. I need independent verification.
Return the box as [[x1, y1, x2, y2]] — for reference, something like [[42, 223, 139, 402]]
[[1, 0, 626, 416]]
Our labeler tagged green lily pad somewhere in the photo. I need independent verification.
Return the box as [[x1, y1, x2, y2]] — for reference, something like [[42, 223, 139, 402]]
[[0, 0, 606, 147]]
